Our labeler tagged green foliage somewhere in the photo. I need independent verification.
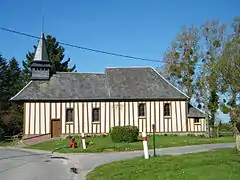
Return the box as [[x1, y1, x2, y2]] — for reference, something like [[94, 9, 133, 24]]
[[213, 17, 240, 130], [0, 55, 9, 110], [9, 103, 24, 135], [200, 20, 226, 132], [164, 25, 200, 100], [110, 125, 139, 143], [0, 55, 24, 137]]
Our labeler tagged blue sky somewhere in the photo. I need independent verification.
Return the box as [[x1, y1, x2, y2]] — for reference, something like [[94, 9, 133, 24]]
[[1, 0, 239, 122]]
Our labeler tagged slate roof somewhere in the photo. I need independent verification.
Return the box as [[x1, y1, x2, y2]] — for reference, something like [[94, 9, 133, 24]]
[[10, 67, 189, 101], [32, 33, 50, 63], [31, 33, 51, 69], [187, 104, 205, 118]]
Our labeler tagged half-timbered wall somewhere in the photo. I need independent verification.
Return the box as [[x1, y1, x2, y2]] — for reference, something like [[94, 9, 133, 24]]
[[187, 117, 206, 132], [24, 101, 206, 135]]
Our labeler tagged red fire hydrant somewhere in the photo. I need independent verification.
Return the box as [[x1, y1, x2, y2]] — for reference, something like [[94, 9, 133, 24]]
[[69, 137, 77, 148]]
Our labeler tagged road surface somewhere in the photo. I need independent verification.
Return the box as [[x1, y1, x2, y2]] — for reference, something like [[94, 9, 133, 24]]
[[0, 142, 235, 180], [0, 148, 77, 180]]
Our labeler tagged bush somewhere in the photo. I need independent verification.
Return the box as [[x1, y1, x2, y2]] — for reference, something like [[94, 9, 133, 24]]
[[110, 125, 139, 143]]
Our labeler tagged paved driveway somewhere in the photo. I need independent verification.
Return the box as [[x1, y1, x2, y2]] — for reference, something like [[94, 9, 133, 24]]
[[0, 142, 235, 180]]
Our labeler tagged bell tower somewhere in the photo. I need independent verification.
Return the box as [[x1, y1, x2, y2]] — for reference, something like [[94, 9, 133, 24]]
[[30, 33, 51, 80]]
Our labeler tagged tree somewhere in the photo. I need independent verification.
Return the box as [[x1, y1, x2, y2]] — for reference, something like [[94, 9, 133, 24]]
[[199, 20, 227, 136], [1, 57, 24, 137], [7, 58, 25, 135], [0, 56, 24, 138], [163, 25, 200, 103], [0, 54, 9, 140], [6, 58, 24, 105], [163, 21, 228, 137], [0, 54, 9, 111], [215, 17, 240, 135], [22, 34, 76, 82]]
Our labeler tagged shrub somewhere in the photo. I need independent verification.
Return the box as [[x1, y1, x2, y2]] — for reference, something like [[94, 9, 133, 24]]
[[110, 125, 139, 143], [66, 135, 73, 139], [197, 134, 205, 138]]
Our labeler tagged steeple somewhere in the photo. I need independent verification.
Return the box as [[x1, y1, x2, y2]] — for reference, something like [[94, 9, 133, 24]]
[[30, 32, 51, 80]]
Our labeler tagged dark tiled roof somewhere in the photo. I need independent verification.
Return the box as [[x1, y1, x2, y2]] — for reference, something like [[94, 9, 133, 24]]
[[187, 104, 205, 118], [11, 67, 188, 101], [106, 67, 187, 99], [11, 72, 109, 101]]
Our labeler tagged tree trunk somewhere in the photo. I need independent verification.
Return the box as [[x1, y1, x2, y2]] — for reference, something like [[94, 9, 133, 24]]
[[236, 134, 240, 152], [230, 110, 238, 137]]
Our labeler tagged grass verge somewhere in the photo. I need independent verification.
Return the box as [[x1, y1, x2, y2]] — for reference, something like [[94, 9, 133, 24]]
[[0, 141, 13, 147], [87, 148, 240, 180], [25, 135, 235, 153]]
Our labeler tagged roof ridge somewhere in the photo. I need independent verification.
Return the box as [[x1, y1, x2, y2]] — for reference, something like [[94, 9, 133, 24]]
[[56, 71, 104, 75], [151, 67, 190, 99], [105, 66, 153, 69], [10, 81, 33, 101], [188, 103, 206, 115]]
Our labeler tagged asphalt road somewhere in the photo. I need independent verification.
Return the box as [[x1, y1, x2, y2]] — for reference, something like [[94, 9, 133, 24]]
[[0, 148, 77, 180], [0, 142, 236, 180]]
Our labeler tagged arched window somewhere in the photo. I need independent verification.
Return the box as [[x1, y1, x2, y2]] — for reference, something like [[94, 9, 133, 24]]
[[164, 103, 171, 116], [138, 103, 146, 117]]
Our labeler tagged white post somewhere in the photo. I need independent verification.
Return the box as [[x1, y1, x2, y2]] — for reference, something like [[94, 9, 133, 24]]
[[142, 132, 149, 159], [81, 133, 86, 149]]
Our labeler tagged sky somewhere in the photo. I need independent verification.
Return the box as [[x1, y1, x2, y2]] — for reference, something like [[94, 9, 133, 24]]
[[1, 0, 239, 122]]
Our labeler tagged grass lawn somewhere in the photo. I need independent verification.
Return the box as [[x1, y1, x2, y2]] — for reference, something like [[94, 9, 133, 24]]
[[87, 148, 240, 180], [0, 141, 13, 147], [26, 135, 235, 153]]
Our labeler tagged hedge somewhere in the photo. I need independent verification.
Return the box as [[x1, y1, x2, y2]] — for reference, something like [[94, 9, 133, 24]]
[[110, 125, 139, 143]]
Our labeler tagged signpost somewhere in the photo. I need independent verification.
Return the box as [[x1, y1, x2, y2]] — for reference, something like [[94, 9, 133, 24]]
[[152, 124, 156, 157]]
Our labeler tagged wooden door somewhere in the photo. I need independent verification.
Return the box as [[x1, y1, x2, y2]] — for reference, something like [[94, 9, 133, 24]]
[[51, 119, 61, 137]]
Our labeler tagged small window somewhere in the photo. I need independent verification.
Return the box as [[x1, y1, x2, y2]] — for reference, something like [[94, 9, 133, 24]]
[[164, 103, 171, 116], [66, 108, 74, 122], [138, 103, 146, 117], [92, 108, 100, 122], [194, 118, 200, 124]]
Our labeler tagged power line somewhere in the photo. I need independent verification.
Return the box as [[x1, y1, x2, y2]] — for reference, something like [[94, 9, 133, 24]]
[[0, 27, 203, 67], [0, 27, 162, 63]]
